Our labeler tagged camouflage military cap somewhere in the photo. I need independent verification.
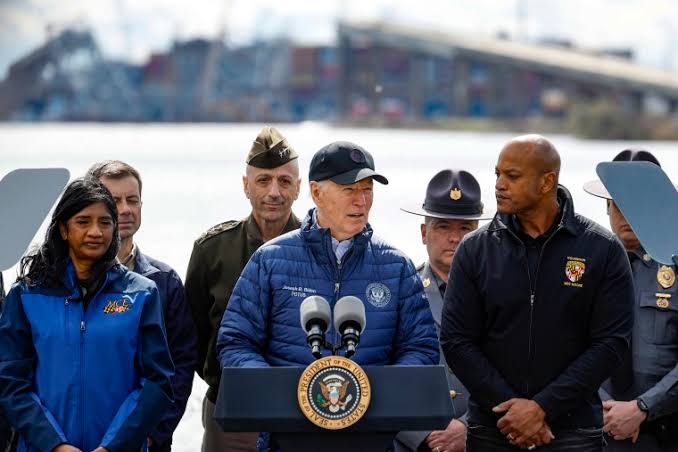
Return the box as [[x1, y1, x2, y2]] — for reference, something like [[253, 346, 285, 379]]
[[246, 126, 298, 169]]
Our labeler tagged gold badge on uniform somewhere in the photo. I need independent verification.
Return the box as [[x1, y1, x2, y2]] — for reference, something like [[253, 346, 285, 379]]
[[656, 293, 671, 309], [449, 188, 462, 200], [657, 265, 675, 289], [422, 277, 431, 288]]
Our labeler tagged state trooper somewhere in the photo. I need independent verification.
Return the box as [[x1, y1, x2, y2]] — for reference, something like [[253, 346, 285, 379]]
[[584, 149, 678, 451], [397, 169, 493, 452]]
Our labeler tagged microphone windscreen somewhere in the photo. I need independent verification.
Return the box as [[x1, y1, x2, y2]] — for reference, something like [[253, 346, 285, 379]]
[[333, 296, 366, 332], [299, 295, 331, 332]]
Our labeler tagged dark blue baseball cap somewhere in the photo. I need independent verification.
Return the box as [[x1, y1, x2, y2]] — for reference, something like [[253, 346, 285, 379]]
[[309, 141, 388, 185]]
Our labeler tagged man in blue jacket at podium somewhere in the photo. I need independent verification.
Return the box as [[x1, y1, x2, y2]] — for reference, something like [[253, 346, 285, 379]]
[[217, 141, 439, 368], [218, 141, 439, 451]]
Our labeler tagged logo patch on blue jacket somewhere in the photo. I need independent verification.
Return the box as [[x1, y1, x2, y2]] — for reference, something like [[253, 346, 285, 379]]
[[103, 295, 135, 314], [366, 283, 391, 308]]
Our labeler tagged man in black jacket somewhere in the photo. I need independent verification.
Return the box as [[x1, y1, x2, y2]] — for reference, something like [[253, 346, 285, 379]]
[[441, 135, 634, 451]]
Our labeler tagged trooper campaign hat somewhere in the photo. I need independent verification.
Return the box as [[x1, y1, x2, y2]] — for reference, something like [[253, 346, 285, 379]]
[[309, 141, 388, 185], [246, 126, 298, 169], [584, 149, 661, 199], [401, 169, 493, 220]]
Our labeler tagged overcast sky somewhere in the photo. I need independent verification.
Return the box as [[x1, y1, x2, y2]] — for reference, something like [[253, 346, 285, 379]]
[[1, 0, 677, 77]]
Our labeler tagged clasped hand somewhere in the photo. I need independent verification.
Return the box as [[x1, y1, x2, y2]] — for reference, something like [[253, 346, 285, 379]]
[[493, 398, 554, 449]]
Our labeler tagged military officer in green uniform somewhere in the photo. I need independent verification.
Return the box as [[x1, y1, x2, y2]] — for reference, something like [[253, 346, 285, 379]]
[[584, 149, 678, 451], [185, 126, 302, 452], [399, 169, 492, 452]]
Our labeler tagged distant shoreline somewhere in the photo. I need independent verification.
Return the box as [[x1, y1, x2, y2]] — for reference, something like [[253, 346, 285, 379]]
[[2, 114, 677, 141]]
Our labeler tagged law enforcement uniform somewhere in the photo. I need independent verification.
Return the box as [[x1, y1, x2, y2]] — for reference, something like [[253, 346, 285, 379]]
[[185, 126, 301, 452], [396, 169, 492, 452], [584, 149, 678, 451]]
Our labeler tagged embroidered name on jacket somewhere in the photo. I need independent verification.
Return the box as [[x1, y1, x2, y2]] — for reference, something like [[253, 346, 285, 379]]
[[283, 285, 318, 298], [564, 257, 586, 288], [103, 296, 134, 314]]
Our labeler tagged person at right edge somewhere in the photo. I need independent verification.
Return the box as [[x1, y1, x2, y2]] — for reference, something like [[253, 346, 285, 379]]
[[584, 149, 678, 451], [441, 134, 634, 451]]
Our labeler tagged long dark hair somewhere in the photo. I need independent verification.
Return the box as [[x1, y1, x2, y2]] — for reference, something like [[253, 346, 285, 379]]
[[18, 177, 120, 287]]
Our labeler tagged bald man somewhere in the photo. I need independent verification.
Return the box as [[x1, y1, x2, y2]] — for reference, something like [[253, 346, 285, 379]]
[[441, 135, 634, 452]]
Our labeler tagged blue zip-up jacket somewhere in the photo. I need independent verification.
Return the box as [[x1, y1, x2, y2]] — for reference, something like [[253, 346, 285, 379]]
[[217, 208, 439, 368], [134, 250, 197, 451], [0, 274, 15, 452], [0, 262, 174, 452]]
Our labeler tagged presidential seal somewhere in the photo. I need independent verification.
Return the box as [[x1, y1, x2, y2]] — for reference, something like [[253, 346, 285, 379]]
[[366, 282, 391, 308], [297, 356, 371, 430]]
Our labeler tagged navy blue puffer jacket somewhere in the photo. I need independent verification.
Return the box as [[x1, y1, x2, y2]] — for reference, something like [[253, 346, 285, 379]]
[[217, 209, 439, 368]]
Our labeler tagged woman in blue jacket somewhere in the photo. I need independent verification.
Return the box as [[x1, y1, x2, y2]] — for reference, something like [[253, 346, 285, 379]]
[[0, 177, 174, 452]]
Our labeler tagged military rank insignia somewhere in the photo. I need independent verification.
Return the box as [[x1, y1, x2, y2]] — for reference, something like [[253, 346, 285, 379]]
[[298, 356, 370, 430], [422, 277, 431, 288], [657, 265, 675, 289]]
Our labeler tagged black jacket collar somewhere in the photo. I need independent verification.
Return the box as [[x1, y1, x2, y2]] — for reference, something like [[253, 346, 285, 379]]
[[488, 185, 579, 237]]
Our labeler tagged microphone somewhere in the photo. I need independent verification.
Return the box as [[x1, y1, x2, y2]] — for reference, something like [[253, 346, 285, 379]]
[[300, 296, 332, 359], [333, 296, 366, 358]]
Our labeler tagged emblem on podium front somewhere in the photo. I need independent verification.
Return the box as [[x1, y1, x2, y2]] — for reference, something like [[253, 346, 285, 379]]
[[298, 356, 371, 430]]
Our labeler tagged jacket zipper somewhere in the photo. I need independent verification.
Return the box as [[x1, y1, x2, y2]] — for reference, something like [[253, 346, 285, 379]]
[[79, 309, 86, 445], [506, 224, 562, 394], [525, 225, 562, 394], [78, 274, 108, 447], [331, 238, 353, 350], [335, 259, 342, 298]]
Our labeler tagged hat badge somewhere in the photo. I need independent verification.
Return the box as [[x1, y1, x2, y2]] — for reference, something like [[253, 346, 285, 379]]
[[449, 188, 462, 201]]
